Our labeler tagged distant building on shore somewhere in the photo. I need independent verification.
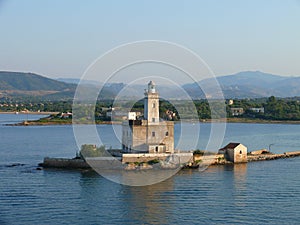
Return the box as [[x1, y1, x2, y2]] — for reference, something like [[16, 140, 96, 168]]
[[249, 107, 264, 113], [230, 107, 244, 116], [122, 81, 174, 154]]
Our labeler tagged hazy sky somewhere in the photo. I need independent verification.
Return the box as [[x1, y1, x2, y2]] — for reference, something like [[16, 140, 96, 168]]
[[0, 0, 299, 83]]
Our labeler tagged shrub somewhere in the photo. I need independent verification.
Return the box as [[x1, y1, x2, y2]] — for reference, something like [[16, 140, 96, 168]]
[[80, 144, 106, 158], [193, 150, 205, 155]]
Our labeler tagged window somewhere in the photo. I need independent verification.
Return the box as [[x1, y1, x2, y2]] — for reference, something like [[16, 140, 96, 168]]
[[165, 131, 169, 136], [152, 131, 155, 137], [152, 118, 155, 122], [239, 150, 242, 154], [155, 146, 158, 152], [152, 102, 156, 108]]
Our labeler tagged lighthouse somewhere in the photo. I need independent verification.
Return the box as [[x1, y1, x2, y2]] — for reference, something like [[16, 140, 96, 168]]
[[144, 81, 159, 124], [122, 81, 174, 154]]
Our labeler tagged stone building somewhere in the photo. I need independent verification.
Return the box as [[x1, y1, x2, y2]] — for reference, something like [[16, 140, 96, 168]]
[[219, 142, 247, 163], [122, 81, 174, 154]]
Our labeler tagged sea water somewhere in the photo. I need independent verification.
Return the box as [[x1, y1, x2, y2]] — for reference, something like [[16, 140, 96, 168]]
[[0, 114, 300, 224]]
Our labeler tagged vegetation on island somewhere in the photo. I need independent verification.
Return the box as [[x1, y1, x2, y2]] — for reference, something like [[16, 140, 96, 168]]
[[79, 144, 107, 158]]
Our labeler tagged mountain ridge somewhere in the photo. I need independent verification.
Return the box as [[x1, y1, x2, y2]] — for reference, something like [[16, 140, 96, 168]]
[[183, 71, 300, 99], [1, 70, 300, 100], [0, 71, 75, 91]]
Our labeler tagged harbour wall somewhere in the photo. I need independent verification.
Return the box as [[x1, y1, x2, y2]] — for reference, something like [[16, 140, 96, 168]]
[[39, 157, 90, 169], [39, 151, 300, 169], [248, 151, 300, 162], [122, 152, 193, 164]]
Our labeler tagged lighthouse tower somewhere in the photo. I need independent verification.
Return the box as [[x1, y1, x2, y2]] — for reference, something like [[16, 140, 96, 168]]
[[122, 81, 174, 154], [144, 81, 159, 124]]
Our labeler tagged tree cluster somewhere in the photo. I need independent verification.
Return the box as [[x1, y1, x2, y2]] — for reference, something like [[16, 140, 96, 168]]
[[79, 144, 106, 158], [3, 96, 300, 121]]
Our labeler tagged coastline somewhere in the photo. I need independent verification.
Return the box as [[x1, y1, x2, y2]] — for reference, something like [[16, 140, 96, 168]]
[[9, 120, 122, 126], [0, 111, 58, 115], [202, 118, 300, 124], [9, 118, 300, 126], [2, 111, 300, 125]]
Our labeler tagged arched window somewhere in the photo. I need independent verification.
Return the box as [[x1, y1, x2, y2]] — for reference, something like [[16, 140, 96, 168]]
[[152, 102, 156, 108], [165, 131, 169, 136], [239, 150, 242, 154]]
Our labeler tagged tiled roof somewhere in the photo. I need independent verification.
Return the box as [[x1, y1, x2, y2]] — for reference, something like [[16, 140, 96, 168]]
[[219, 142, 241, 150]]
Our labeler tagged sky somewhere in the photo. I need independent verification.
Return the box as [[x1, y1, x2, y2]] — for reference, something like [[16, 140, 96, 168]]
[[0, 0, 299, 84]]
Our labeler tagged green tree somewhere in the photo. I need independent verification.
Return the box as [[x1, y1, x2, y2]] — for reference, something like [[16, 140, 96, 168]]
[[79, 144, 107, 158]]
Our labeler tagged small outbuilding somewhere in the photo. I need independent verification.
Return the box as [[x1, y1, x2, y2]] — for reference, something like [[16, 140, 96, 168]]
[[219, 142, 247, 163]]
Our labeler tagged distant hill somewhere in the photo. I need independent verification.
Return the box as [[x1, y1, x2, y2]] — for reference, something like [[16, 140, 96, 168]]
[[56, 78, 103, 87], [0, 71, 75, 91], [2, 70, 300, 101], [0, 71, 118, 101], [0, 71, 78, 101], [183, 71, 300, 99]]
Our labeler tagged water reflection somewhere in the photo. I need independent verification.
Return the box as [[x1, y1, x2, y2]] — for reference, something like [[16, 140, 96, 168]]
[[122, 178, 174, 224], [233, 163, 247, 208], [233, 164, 247, 185], [78, 171, 175, 224]]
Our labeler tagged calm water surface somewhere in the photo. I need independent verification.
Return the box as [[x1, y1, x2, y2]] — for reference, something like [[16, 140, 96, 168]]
[[0, 114, 300, 224]]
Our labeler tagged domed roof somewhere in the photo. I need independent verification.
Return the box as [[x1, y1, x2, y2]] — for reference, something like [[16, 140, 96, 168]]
[[148, 80, 155, 86]]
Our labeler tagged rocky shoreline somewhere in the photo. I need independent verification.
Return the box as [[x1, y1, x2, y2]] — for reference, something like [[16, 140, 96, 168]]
[[38, 151, 300, 170], [9, 118, 300, 126]]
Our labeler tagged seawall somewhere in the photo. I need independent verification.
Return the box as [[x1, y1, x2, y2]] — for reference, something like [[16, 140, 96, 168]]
[[39, 157, 90, 169], [39, 151, 300, 170], [248, 151, 300, 162]]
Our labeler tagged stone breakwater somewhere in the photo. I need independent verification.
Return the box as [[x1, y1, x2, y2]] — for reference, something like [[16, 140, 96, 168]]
[[190, 151, 300, 167], [39, 157, 90, 169], [38, 151, 300, 170], [247, 151, 300, 162]]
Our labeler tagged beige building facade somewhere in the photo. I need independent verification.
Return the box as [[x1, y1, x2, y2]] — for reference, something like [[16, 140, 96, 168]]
[[122, 81, 174, 154], [219, 142, 248, 163]]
